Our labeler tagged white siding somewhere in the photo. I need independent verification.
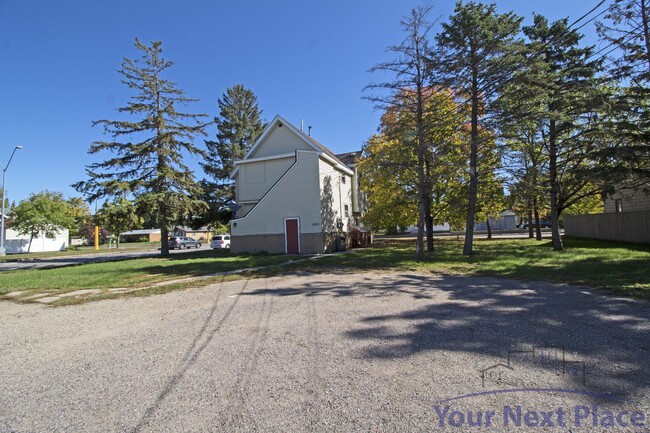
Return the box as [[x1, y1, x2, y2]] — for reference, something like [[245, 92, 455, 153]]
[[604, 188, 650, 213], [231, 151, 321, 235], [249, 124, 313, 159], [319, 158, 353, 232], [237, 156, 295, 203]]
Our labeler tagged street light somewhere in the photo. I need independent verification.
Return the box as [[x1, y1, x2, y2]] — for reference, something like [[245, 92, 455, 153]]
[[0, 146, 23, 256]]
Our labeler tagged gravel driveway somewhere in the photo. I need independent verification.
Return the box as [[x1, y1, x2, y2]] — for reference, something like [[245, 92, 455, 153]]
[[1, 271, 648, 432]]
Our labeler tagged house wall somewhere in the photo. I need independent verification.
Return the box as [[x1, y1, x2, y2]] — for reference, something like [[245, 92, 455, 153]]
[[604, 188, 650, 213], [236, 156, 295, 206], [4, 228, 69, 254], [249, 124, 314, 159], [231, 150, 323, 253], [319, 158, 353, 233]]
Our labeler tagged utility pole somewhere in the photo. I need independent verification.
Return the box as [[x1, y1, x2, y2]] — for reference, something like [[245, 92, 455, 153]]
[[0, 146, 23, 256], [94, 200, 99, 251]]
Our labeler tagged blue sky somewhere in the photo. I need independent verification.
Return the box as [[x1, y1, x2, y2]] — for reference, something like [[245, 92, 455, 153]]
[[0, 0, 603, 205]]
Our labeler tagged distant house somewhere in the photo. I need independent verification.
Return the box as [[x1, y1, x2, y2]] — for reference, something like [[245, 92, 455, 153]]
[[229, 115, 368, 254], [475, 210, 518, 231], [120, 229, 161, 243], [4, 227, 69, 254], [405, 223, 451, 233], [173, 226, 210, 240]]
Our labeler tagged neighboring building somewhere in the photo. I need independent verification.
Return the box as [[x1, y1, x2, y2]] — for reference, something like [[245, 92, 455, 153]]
[[120, 229, 161, 243], [4, 227, 69, 254], [229, 115, 367, 254], [604, 187, 650, 213], [475, 210, 518, 231], [173, 226, 210, 240]]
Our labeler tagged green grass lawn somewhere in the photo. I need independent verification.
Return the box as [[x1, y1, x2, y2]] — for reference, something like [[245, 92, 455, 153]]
[[284, 237, 650, 299], [1, 237, 648, 305], [0, 250, 293, 295]]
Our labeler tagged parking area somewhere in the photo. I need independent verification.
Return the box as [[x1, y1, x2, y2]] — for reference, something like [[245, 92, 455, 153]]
[[0, 271, 648, 432]]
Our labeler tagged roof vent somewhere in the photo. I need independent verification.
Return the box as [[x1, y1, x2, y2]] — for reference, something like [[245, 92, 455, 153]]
[[308, 126, 312, 136], [278, 122, 283, 127]]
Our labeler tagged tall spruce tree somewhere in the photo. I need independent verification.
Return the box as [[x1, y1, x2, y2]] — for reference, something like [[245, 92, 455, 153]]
[[435, 1, 522, 256], [202, 84, 265, 205], [518, 15, 608, 250], [597, 0, 650, 187], [74, 38, 209, 256]]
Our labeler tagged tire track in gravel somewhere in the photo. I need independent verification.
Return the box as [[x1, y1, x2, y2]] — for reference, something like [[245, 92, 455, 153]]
[[130, 279, 250, 433], [305, 285, 328, 431], [220, 279, 274, 431]]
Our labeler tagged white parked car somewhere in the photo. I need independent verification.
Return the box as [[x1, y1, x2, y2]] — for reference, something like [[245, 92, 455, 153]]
[[210, 234, 231, 250]]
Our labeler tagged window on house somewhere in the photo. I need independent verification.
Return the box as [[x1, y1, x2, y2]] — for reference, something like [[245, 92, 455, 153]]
[[615, 199, 623, 213], [344, 204, 349, 217]]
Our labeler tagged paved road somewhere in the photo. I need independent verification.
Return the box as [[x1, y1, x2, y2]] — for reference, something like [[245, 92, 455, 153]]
[[0, 244, 211, 272], [0, 271, 648, 432]]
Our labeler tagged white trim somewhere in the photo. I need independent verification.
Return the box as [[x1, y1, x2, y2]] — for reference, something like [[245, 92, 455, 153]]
[[284, 217, 300, 254], [320, 153, 354, 176], [233, 152, 295, 165]]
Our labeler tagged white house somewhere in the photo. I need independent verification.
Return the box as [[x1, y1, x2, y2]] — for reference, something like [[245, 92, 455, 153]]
[[3, 227, 69, 254], [229, 115, 365, 254], [604, 186, 650, 213]]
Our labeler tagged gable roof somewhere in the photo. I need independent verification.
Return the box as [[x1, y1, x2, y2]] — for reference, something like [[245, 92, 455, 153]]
[[231, 115, 351, 178]]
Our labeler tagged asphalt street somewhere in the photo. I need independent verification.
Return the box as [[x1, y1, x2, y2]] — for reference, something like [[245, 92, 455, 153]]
[[0, 244, 211, 272]]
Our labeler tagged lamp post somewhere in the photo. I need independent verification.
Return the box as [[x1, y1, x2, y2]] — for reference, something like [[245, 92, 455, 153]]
[[0, 146, 23, 256]]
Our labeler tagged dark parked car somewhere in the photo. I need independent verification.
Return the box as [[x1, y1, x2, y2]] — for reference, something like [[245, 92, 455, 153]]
[[168, 236, 202, 249], [521, 221, 551, 229]]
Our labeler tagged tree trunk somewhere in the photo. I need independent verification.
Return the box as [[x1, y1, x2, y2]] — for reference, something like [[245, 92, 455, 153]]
[[28, 232, 34, 253], [486, 219, 492, 240], [527, 200, 534, 238], [463, 79, 479, 256], [414, 24, 426, 261], [160, 225, 170, 256], [533, 199, 542, 241], [549, 119, 563, 250], [425, 160, 434, 253], [426, 212, 434, 252]]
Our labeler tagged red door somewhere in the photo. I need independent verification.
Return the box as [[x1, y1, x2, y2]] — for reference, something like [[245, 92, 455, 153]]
[[285, 219, 299, 254]]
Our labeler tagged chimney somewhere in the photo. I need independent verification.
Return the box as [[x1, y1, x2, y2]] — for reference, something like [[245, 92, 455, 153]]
[[308, 126, 312, 136]]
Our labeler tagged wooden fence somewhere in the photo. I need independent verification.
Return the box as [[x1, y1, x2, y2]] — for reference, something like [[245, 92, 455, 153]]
[[564, 210, 650, 244]]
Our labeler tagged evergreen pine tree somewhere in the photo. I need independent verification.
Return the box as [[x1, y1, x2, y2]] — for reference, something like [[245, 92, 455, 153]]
[[74, 38, 209, 256], [520, 15, 608, 250], [435, 1, 523, 256], [202, 84, 265, 204]]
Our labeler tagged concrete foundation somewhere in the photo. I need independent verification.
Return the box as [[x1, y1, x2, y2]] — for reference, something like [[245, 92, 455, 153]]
[[231, 232, 351, 255]]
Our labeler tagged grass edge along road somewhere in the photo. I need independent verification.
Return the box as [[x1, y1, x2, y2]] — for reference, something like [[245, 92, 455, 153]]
[[0, 237, 648, 306]]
